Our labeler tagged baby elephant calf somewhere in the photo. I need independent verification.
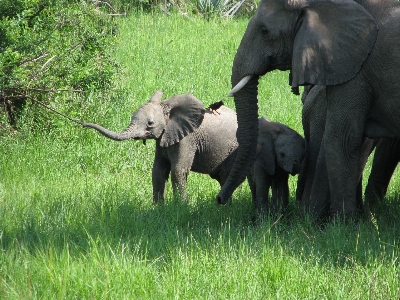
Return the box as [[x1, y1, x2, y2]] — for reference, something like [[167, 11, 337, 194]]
[[83, 91, 239, 203], [248, 117, 305, 216]]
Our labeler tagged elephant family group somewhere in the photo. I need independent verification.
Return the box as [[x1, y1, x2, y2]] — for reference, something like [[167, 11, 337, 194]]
[[84, 87, 400, 221], [84, 91, 305, 216], [85, 0, 400, 222], [217, 0, 400, 221]]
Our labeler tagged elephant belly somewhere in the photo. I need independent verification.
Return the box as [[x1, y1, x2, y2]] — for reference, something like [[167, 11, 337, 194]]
[[191, 143, 237, 175], [365, 90, 400, 139], [189, 108, 239, 175]]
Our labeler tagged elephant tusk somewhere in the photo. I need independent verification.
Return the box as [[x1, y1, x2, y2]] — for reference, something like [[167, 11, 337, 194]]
[[227, 75, 253, 97]]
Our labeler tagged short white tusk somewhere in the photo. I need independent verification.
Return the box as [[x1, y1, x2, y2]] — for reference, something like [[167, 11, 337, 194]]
[[227, 75, 253, 97]]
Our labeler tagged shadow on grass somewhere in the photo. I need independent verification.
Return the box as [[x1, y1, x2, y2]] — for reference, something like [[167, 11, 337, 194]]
[[1, 189, 399, 266]]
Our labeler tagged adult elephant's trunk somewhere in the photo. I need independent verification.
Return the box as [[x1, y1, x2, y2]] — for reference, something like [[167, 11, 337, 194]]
[[216, 75, 260, 204], [82, 122, 138, 141]]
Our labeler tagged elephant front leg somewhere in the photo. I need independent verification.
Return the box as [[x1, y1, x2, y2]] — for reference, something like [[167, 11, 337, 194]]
[[152, 149, 171, 203], [271, 168, 289, 214], [253, 164, 272, 216], [168, 144, 195, 202], [324, 84, 369, 219], [306, 140, 330, 220], [170, 168, 190, 202]]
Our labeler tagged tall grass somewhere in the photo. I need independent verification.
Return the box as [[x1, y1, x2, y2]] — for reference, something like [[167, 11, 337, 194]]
[[1, 12, 399, 299]]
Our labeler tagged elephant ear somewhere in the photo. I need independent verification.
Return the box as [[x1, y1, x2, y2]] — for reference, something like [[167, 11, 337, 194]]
[[287, 0, 378, 89], [159, 94, 206, 147], [256, 118, 278, 176]]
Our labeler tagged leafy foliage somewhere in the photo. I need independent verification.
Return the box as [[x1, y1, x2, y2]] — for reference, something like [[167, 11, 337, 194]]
[[0, 0, 120, 130]]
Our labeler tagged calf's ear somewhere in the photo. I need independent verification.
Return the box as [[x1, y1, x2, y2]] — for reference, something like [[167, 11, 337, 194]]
[[160, 94, 205, 147]]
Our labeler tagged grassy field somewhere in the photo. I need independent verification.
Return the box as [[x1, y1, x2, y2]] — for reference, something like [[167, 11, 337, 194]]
[[1, 11, 399, 299]]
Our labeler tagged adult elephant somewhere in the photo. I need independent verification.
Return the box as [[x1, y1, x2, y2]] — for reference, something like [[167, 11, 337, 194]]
[[216, 0, 400, 220], [297, 85, 375, 219]]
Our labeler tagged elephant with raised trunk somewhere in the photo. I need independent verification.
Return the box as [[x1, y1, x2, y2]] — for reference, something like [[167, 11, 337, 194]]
[[83, 91, 239, 202], [217, 0, 400, 221]]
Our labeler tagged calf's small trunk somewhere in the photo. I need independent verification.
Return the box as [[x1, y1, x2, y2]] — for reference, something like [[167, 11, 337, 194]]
[[82, 122, 137, 141]]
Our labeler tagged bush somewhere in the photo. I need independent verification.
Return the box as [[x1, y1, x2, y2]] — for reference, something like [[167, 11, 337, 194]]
[[0, 0, 121, 130]]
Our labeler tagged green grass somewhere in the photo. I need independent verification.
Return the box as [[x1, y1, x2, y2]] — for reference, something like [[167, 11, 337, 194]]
[[1, 12, 399, 299]]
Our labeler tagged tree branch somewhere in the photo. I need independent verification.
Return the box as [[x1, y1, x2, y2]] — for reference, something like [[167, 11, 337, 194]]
[[92, 0, 116, 12], [19, 53, 49, 66]]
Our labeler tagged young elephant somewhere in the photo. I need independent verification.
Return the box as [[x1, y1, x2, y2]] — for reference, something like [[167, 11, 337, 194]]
[[83, 91, 239, 202], [248, 117, 305, 216]]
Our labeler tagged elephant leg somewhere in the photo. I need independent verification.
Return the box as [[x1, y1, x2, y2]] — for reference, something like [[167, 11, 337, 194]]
[[324, 83, 370, 219], [253, 163, 272, 216], [295, 154, 307, 202], [365, 138, 400, 211], [170, 168, 190, 201], [168, 144, 196, 202], [271, 168, 289, 214], [247, 167, 256, 205], [355, 176, 363, 213], [306, 140, 330, 220], [152, 148, 171, 203], [356, 138, 377, 213]]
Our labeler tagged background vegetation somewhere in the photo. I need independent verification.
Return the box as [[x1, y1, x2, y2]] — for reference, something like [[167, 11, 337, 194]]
[[1, 2, 399, 299]]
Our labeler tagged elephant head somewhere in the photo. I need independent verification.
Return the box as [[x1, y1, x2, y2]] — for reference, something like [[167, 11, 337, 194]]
[[216, 0, 378, 204], [257, 118, 305, 176], [83, 91, 206, 147]]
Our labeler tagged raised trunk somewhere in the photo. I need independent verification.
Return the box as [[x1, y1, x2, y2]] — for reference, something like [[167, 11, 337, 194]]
[[82, 122, 137, 141], [216, 76, 259, 204]]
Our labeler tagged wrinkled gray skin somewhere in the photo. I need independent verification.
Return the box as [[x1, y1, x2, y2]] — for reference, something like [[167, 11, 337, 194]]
[[83, 91, 239, 202], [248, 117, 305, 216], [297, 85, 375, 220], [364, 138, 400, 212], [217, 0, 400, 220]]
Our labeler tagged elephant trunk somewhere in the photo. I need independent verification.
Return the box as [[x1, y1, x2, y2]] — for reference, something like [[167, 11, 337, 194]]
[[82, 122, 138, 141], [216, 75, 260, 204]]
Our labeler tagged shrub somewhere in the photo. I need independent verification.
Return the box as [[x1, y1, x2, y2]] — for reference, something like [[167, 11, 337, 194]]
[[0, 0, 120, 130]]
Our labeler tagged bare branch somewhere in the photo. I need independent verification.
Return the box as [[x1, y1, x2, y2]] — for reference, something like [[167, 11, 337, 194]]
[[19, 53, 49, 66], [40, 55, 57, 72], [3, 94, 27, 100], [26, 95, 83, 125], [224, 0, 246, 17], [161, 5, 172, 16], [28, 39, 86, 84], [24, 88, 85, 93], [92, 0, 116, 12], [105, 13, 127, 17]]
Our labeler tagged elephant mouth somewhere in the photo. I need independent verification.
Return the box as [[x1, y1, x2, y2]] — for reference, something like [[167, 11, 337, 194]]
[[132, 130, 153, 140]]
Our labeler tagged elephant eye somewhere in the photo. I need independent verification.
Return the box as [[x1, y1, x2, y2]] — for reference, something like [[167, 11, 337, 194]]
[[279, 152, 285, 158], [261, 26, 269, 35], [147, 120, 155, 127]]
